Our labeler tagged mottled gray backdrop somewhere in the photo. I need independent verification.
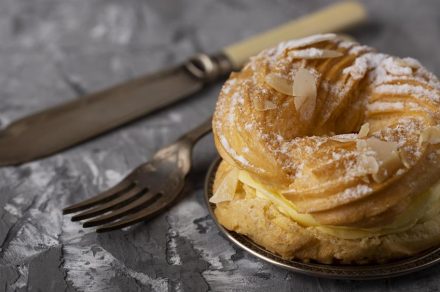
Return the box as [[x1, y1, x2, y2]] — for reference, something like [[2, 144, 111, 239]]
[[0, 0, 439, 291]]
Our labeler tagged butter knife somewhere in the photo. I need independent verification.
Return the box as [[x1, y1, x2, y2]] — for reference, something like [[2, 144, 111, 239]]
[[0, 1, 366, 166]]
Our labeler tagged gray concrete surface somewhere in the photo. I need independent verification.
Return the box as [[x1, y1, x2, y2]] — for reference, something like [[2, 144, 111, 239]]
[[0, 0, 439, 291]]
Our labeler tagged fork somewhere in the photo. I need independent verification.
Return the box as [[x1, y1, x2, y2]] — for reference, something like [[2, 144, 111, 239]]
[[63, 116, 212, 232]]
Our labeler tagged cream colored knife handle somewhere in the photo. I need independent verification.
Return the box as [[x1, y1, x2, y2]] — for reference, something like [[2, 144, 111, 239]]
[[222, 1, 367, 69]]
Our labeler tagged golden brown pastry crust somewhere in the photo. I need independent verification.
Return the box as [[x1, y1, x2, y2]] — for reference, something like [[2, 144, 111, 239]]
[[214, 161, 440, 264], [213, 34, 440, 227], [211, 34, 440, 263]]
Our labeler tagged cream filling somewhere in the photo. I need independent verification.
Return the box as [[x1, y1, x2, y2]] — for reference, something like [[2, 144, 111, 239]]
[[237, 169, 440, 239]]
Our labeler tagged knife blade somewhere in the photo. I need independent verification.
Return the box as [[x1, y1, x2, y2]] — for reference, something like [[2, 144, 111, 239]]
[[0, 54, 231, 166], [0, 1, 366, 166]]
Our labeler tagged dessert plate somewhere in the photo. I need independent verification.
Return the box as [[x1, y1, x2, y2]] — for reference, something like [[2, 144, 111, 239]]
[[204, 157, 440, 280]]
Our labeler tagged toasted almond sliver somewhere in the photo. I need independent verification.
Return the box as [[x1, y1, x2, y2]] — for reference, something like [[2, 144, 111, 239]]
[[365, 138, 402, 182], [363, 156, 379, 174], [372, 150, 402, 183], [356, 139, 368, 151], [209, 168, 239, 203], [331, 138, 354, 143], [281, 33, 337, 51], [299, 95, 317, 121], [290, 48, 343, 59], [356, 137, 403, 182], [265, 73, 294, 96], [293, 69, 317, 121], [294, 95, 308, 111], [419, 126, 440, 145], [293, 69, 317, 101], [358, 123, 370, 138], [330, 134, 357, 143], [366, 138, 399, 162], [399, 149, 412, 168]]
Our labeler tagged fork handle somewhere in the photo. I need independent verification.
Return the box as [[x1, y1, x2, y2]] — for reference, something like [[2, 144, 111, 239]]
[[178, 116, 213, 145]]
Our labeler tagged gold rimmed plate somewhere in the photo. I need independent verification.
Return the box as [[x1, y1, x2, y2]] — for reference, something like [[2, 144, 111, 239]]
[[204, 157, 440, 280]]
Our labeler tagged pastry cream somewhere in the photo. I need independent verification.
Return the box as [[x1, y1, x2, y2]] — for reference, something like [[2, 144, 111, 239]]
[[212, 34, 440, 262], [236, 169, 440, 239]]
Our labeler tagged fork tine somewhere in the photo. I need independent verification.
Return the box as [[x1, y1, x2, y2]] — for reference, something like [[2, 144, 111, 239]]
[[82, 192, 160, 228], [95, 196, 172, 232], [71, 186, 145, 221], [63, 179, 133, 214]]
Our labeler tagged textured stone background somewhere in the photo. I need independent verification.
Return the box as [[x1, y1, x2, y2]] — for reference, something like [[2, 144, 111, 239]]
[[0, 0, 439, 291]]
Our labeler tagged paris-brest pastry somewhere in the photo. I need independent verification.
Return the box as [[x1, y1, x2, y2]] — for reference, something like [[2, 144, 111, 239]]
[[211, 34, 440, 264]]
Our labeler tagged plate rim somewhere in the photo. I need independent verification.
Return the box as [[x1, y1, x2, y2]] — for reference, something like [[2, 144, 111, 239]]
[[204, 156, 440, 280]]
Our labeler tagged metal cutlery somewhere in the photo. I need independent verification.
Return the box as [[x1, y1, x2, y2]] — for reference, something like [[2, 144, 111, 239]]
[[0, 1, 366, 166], [63, 117, 212, 232]]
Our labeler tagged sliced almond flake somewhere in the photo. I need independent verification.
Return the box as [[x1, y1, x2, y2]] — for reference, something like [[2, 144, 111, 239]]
[[343, 56, 368, 80], [330, 134, 357, 143], [419, 126, 440, 145], [331, 137, 355, 143], [356, 138, 403, 182], [366, 138, 399, 161], [372, 150, 401, 182], [209, 168, 239, 203], [299, 96, 316, 121], [289, 48, 343, 59], [358, 123, 370, 138], [294, 95, 308, 111], [278, 33, 337, 51], [366, 138, 402, 183], [349, 45, 374, 55], [356, 139, 368, 151], [265, 73, 294, 96], [293, 68, 317, 121], [399, 149, 412, 168], [363, 156, 380, 174]]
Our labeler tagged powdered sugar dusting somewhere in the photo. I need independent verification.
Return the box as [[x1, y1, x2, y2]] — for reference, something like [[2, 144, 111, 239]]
[[367, 101, 404, 112], [348, 45, 373, 55], [219, 136, 251, 168], [343, 55, 368, 79], [271, 33, 337, 55], [375, 84, 439, 102], [338, 184, 372, 201], [383, 57, 412, 75], [214, 34, 440, 220], [289, 48, 342, 59], [343, 53, 387, 80], [339, 40, 357, 49]]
